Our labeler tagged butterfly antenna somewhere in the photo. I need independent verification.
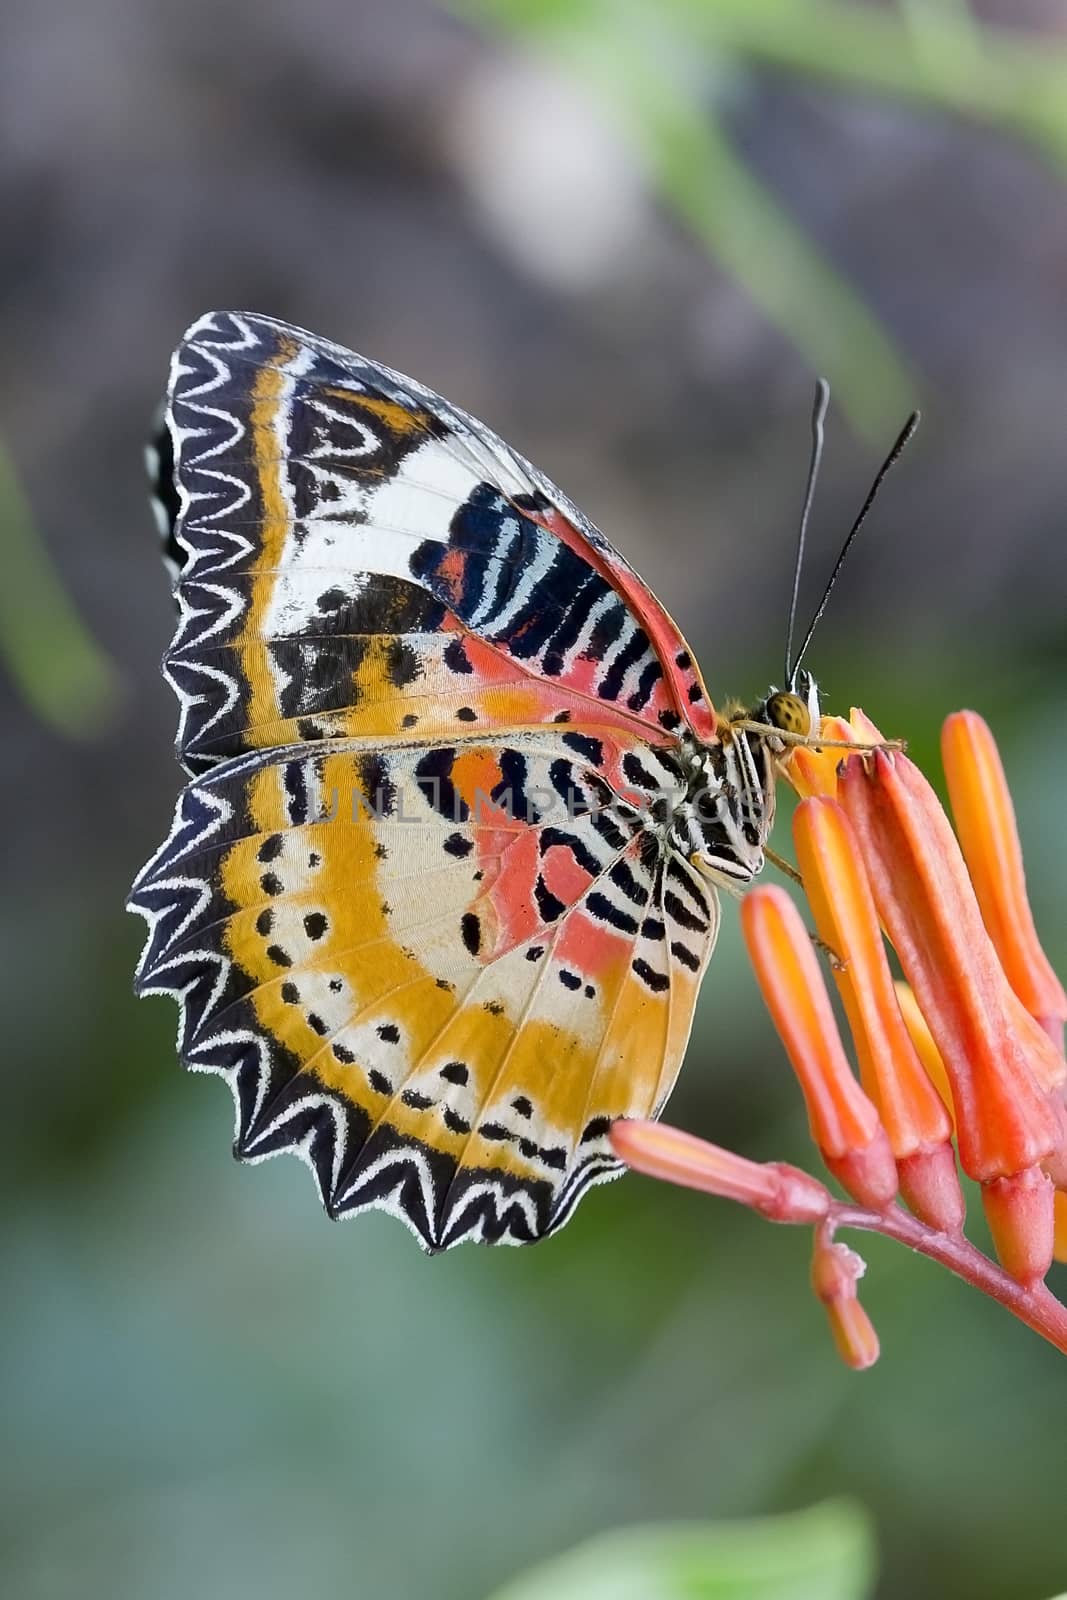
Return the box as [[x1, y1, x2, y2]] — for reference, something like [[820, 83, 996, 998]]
[[784, 378, 830, 687], [789, 405, 921, 685]]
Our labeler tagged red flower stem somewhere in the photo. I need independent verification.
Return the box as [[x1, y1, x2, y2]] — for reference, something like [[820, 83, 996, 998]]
[[830, 1200, 1067, 1355]]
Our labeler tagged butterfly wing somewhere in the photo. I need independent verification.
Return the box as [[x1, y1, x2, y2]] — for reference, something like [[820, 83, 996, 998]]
[[129, 731, 718, 1248], [135, 310, 726, 1246], [157, 311, 718, 773]]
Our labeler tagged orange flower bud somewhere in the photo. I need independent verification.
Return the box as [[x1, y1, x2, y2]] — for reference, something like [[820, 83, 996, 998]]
[[942, 711, 1067, 1049], [740, 885, 898, 1209], [811, 1236, 880, 1371], [896, 1144, 965, 1237], [609, 1119, 830, 1224], [981, 1166, 1054, 1285]]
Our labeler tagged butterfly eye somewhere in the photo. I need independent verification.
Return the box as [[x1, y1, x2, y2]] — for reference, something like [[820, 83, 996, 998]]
[[694, 789, 722, 822], [766, 691, 812, 737]]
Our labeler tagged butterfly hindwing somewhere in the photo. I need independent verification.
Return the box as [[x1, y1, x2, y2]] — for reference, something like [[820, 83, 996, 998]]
[[129, 731, 719, 1248], [158, 311, 717, 773]]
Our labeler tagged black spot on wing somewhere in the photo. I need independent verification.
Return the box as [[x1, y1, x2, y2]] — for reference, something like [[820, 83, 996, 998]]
[[283, 760, 311, 825], [627, 657, 663, 712], [609, 859, 649, 906], [534, 878, 566, 924], [671, 940, 701, 972], [664, 891, 708, 934], [494, 748, 546, 823], [585, 603, 624, 662], [384, 638, 421, 689], [415, 746, 468, 823], [541, 572, 603, 668], [444, 635, 474, 674], [622, 751, 663, 791], [581, 1114, 612, 1143], [356, 752, 397, 818], [538, 825, 602, 878], [598, 627, 650, 703], [562, 732, 604, 766], [632, 956, 670, 993], [586, 892, 639, 935]]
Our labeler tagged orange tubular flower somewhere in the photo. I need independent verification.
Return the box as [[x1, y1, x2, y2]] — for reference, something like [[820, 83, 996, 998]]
[[788, 714, 856, 800], [942, 710, 1067, 1048], [893, 979, 955, 1129], [739, 886, 898, 1210], [609, 1120, 830, 1224], [837, 746, 1066, 1145], [838, 745, 1064, 1282], [792, 797, 963, 1233]]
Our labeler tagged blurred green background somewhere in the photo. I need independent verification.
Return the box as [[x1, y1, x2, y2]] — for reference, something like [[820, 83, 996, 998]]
[[4, 2, 1067, 1597]]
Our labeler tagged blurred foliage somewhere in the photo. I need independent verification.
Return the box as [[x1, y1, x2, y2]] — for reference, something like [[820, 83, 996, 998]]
[[0, 439, 120, 738], [453, 0, 1067, 438], [486, 1501, 877, 1600]]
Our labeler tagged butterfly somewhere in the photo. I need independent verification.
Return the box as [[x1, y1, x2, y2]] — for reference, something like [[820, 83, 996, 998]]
[[128, 310, 831, 1251]]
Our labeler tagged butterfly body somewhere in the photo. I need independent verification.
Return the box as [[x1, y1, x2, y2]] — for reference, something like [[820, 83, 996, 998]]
[[131, 312, 813, 1249]]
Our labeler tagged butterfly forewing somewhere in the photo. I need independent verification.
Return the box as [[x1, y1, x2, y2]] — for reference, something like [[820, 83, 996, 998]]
[[160, 311, 716, 771]]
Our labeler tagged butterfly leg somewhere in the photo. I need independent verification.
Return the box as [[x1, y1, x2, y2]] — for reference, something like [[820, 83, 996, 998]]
[[739, 718, 906, 757], [764, 844, 803, 887]]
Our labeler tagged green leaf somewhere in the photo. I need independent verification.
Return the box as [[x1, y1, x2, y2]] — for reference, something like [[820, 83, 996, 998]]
[[484, 1500, 876, 1600]]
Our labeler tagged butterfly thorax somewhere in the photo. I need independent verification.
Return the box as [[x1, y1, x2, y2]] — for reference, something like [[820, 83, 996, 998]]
[[667, 672, 820, 886]]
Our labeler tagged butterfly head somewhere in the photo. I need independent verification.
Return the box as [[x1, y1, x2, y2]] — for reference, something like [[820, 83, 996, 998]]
[[753, 666, 822, 744], [670, 671, 822, 887]]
